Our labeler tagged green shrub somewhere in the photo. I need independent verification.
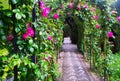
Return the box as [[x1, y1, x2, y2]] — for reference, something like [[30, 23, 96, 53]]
[[107, 53, 120, 81]]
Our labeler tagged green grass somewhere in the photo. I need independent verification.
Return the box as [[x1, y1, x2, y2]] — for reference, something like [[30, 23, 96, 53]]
[[0, 0, 10, 9]]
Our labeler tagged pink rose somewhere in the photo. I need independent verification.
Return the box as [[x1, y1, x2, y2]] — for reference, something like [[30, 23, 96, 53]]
[[69, 3, 74, 9], [108, 31, 114, 38], [54, 39, 57, 43], [42, 7, 50, 18], [108, 18, 111, 21], [93, 15, 99, 20], [7, 34, 13, 41], [47, 56, 51, 61], [111, 10, 115, 14], [53, 14, 59, 19], [83, 4, 88, 8], [47, 36, 52, 41], [96, 24, 100, 29], [26, 27, 35, 37], [78, 5, 81, 10], [22, 33, 28, 40], [117, 16, 120, 22], [40, 1, 45, 10], [22, 27, 35, 40], [91, 7, 96, 12]]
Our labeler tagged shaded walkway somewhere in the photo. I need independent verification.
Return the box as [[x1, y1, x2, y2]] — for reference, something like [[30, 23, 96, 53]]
[[58, 37, 101, 81]]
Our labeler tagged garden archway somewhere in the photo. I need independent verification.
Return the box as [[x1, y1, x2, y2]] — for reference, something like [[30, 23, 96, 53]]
[[1, 0, 120, 81]]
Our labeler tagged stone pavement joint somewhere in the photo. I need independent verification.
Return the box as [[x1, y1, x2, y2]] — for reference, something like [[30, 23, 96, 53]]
[[57, 37, 101, 81]]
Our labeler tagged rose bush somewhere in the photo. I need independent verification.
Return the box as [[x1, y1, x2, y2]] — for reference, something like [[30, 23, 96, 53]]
[[0, 0, 64, 81], [0, 0, 120, 81], [63, 0, 120, 81]]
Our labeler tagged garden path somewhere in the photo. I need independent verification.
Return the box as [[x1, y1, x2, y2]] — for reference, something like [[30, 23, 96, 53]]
[[58, 37, 101, 81]]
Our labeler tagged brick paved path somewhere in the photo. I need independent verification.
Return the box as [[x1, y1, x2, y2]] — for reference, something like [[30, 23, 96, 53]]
[[58, 37, 95, 81]]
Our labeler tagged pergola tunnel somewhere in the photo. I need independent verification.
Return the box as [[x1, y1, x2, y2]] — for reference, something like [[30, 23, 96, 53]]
[[1, 0, 120, 81], [64, 16, 84, 51]]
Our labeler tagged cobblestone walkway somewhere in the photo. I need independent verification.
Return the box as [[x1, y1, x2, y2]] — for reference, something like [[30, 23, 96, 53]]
[[58, 37, 99, 81]]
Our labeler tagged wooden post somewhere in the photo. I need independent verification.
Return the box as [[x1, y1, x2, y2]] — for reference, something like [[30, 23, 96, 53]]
[[32, 5, 36, 64], [103, 36, 107, 81], [90, 33, 92, 70], [11, 3, 18, 81], [83, 34, 87, 58]]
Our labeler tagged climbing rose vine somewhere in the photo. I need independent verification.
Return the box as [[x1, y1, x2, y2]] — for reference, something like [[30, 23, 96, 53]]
[[93, 15, 99, 20], [83, 4, 88, 8], [40, 1, 45, 10], [53, 14, 59, 19], [42, 7, 50, 18], [7, 34, 13, 41], [22, 23, 35, 40], [111, 10, 115, 14], [77, 4, 81, 10], [96, 24, 100, 29], [108, 31, 114, 38], [69, 3, 74, 9], [47, 36, 52, 41], [117, 16, 120, 22]]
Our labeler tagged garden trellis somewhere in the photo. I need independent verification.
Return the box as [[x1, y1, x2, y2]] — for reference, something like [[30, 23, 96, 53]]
[[0, 0, 120, 81]]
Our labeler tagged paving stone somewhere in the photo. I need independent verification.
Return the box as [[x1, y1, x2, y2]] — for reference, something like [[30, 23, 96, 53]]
[[58, 38, 92, 81]]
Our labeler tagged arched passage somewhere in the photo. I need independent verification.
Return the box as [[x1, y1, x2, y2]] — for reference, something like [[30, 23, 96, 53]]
[[64, 15, 84, 52], [1, 0, 120, 81]]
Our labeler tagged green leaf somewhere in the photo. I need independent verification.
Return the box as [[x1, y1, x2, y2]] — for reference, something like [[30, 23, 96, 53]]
[[35, 69, 41, 78], [17, 40, 22, 45], [0, 48, 9, 56], [2, 57, 7, 61], [15, 27, 20, 33], [18, 45, 24, 50], [29, 39, 33, 45], [13, 9, 20, 13], [30, 47, 34, 53], [15, 13, 22, 20], [4, 9, 12, 17], [1, 36, 6, 41], [12, 0, 19, 4], [22, 14, 26, 18], [22, 4, 26, 8], [33, 43, 38, 49]]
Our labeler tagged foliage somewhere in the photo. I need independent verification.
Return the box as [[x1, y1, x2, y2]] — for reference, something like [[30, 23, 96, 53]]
[[0, 0, 120, 81], [106, 53, 120, 81], [63, 0, 120, 81], [0, 0, 64, 81]]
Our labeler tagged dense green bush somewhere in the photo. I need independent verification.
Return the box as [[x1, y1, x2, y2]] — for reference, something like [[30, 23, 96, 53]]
[[1, 0, 120, 81], [63, 0, 120, 81], [0, 0, 64, 80], [106, 53, 120, 81]]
